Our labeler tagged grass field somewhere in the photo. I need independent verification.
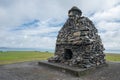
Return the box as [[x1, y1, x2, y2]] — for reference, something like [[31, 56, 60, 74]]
[[105, 53, 120, 62], [0, 51, 120, 65], [0, 51, 53, 65]]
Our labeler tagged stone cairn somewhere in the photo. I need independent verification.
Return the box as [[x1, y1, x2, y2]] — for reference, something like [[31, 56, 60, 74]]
[[48, 6, 106, 68]]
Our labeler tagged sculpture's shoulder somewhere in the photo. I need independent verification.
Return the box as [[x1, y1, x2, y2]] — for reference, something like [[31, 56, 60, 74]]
[[80, 16, 93, 23], [59, 18, 72, 31], [79, 16, 98, 33]]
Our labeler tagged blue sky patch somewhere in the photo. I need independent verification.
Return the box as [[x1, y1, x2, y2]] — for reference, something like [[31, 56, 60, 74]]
[[12, 19, 39, 31]]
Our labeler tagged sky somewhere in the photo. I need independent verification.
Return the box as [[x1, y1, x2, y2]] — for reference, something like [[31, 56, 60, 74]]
[[0, 0, 120, 52]]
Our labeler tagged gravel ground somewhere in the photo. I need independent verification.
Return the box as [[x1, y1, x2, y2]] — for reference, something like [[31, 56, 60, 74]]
[[0, 61, 120, 80]]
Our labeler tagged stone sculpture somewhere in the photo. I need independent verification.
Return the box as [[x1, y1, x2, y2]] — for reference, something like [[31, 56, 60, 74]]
[[48, 6, 106, 68]]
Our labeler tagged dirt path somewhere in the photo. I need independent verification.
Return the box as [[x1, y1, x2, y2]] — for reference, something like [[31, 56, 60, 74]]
[[0, 61, 120, 80]]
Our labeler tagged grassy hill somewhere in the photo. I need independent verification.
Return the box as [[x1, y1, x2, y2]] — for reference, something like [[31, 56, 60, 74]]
[[0, 51, 120, 65]]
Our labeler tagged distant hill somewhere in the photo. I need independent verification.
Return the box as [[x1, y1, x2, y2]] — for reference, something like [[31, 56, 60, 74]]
[[0, 47, 10, 49], [0, 47, 54, 52]]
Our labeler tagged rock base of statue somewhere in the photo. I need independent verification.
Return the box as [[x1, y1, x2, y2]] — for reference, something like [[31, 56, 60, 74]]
[[38, 60, 108, 77]]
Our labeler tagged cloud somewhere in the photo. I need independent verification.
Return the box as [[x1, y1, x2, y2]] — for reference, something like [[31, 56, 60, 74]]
[[90, 4, 120, 51], [0, 18, 62, 49], [90, 4, 120, 22], [0, 0, 120, 52]]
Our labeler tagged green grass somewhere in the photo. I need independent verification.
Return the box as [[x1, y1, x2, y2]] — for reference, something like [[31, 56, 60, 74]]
[[0, 51, 53, 65], [105, 53, 120, 61], [0, 51, 120, 65]]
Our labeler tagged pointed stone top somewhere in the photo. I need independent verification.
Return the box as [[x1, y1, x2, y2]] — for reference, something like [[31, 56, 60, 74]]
[[68, 6, 82, 15]]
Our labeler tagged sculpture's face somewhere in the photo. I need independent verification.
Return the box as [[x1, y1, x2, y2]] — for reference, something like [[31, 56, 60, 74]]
[[68, 11, 80, 19]]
